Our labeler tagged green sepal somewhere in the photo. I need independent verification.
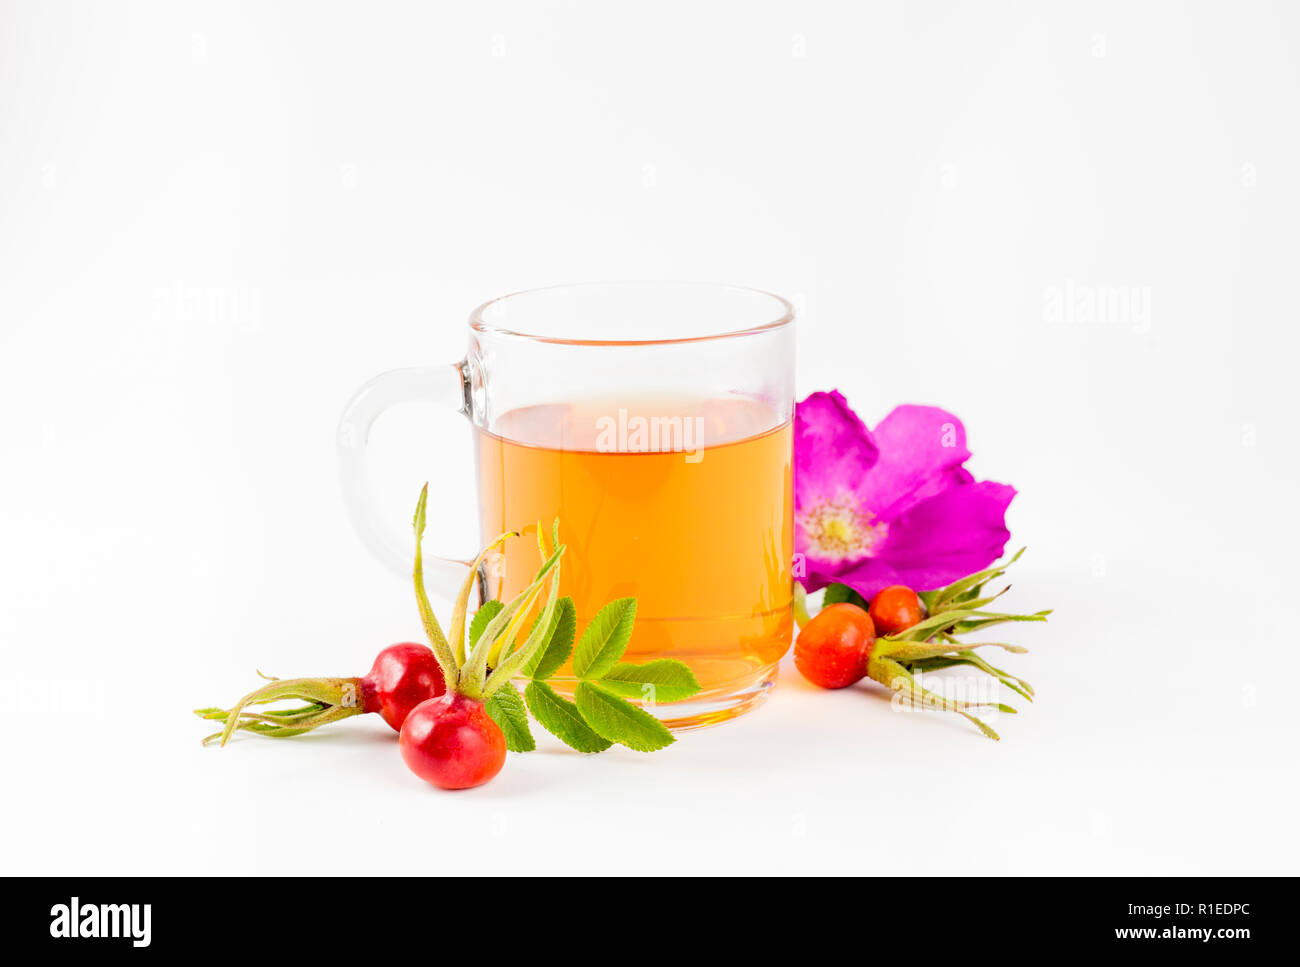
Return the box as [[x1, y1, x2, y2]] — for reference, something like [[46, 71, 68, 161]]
[[468, 600, 504, 650], [412, 485, 460, 686], [928, 547, 1025, 611], [197, 677, 366, 747]]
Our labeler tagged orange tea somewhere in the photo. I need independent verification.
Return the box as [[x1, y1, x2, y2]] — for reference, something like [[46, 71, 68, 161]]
[[474, 395, 793, 722]]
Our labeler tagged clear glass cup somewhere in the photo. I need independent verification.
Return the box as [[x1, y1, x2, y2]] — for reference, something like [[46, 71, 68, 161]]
[[338, 281, 795, 728]]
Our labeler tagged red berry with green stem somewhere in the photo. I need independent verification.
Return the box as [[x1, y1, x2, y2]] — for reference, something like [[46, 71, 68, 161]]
[[794, 550, 1050, 740], [198, 486, 568, 792], [397, 487, 567, 789], [196, 641, 445, 745]]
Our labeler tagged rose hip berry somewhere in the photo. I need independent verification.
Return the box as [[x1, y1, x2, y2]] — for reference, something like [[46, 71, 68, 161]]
[[200, 484, 571, 790], [399, 692, 507, 790], [869, 585, 925, 636], [794, 602, 877, 689], [197, 641, 446, 745], [393, 485, 565, 789], [360, 642, 447, 731]]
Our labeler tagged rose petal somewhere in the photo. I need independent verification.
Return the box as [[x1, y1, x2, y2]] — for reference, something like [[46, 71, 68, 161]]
[[793, 390, 879, 511], [799, 561, 857, 595], [854, 405, 972, 520], [806, 557, 903, 599], [833, 481, 1016, 599]]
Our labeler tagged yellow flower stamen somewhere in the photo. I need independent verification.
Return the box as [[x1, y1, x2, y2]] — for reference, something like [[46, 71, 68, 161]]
[[798, 495, 887, 562]]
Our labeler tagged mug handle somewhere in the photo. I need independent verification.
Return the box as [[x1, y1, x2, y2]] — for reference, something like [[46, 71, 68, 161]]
[[336, 362, 473, 595]]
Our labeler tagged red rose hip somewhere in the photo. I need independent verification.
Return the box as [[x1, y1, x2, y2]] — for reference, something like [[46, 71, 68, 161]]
[[794, 602, 877, 689], [869, 585, 925, 636], [360, 642, 447, 731], [399, 692, 507, 790]]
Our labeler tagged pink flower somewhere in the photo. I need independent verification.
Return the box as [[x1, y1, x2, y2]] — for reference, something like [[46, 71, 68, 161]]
[[795, 391, 1015, 600]]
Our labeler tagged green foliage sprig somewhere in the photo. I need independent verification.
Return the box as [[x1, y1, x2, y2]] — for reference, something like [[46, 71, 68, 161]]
[[480, 595, 701, 754]]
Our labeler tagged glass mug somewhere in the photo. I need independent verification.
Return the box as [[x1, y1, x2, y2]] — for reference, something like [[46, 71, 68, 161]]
[[338, 281, 794, 728]]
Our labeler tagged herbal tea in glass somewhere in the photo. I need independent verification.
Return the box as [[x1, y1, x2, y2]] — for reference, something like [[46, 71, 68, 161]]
[[475, 395, 793, 726]]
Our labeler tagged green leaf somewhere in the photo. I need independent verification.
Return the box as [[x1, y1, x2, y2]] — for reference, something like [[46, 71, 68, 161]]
[[572, 597, 637, 680], [574, 681, 675, 752], [597, 660, 701, 704], [522, 597, 577, 680], [823, 582, 869, 610], [485, 681, 534, 753], [468, 600, 504, 650], [523, 681, 612, 753]]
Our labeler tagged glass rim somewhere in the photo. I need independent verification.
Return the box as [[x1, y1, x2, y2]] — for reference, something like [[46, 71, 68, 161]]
[[468, 280, 795, 347]]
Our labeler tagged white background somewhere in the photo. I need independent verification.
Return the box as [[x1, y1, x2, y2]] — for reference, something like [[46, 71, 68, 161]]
[[2, 1, 1297, 875]]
